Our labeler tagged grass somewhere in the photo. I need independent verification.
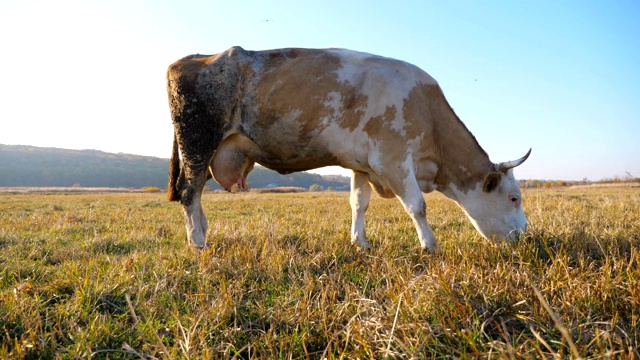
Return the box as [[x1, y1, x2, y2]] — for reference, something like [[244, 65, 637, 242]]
[[0, 187, 638, 358]]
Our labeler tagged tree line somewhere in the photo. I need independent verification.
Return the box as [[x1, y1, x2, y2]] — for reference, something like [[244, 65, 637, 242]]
[[0, 144, 350, 190]]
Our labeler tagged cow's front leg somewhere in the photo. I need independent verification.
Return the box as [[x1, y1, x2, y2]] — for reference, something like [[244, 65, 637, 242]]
[[350, 171, 372, 249], [391, 177, 441, 252]]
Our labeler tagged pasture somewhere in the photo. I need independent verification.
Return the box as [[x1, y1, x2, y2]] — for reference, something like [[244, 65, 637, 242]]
[[0, 186, 638, 358]]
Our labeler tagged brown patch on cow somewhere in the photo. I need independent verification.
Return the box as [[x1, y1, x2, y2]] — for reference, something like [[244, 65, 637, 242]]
[[363, 105, 397, 138], [401, 82, 437, 141], [401, 82, 495, 193], [337, 91, 369, 132]]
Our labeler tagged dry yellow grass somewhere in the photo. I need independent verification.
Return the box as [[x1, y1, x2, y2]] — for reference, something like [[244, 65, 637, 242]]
[[0, 186, 638, 358]]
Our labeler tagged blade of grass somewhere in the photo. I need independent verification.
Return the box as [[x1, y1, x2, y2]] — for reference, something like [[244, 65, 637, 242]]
[[530, 282, 581, 359]]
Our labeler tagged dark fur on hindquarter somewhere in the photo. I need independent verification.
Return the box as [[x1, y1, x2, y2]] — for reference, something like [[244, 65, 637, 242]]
[[166, 48, 249, 206]]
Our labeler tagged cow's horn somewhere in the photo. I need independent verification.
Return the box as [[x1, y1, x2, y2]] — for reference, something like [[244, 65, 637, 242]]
[[497, 148, 531, 172]]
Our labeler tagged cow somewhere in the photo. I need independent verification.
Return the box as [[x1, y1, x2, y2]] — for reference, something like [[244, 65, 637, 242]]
[[166, 46, 530, 251]]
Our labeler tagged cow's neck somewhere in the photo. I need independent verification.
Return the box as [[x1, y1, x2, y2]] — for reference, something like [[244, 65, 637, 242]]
[[433, 112, 494, 200]]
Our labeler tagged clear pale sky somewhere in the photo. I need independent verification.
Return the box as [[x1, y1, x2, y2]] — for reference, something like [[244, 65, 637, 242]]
[[1, 1, 638, 181]]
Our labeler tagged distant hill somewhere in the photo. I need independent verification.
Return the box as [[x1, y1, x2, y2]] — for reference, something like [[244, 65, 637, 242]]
[[0, 144, 350, 190]]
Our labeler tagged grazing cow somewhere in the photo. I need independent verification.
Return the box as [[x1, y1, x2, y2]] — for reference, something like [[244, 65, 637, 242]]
[[166, 46, 530, 251]]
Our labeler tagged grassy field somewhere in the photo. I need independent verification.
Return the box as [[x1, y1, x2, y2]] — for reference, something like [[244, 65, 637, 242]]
[[0, 186, 638, 359]]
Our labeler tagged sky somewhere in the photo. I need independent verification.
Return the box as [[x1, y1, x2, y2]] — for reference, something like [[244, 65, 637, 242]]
[[1, 0, 638, 181]]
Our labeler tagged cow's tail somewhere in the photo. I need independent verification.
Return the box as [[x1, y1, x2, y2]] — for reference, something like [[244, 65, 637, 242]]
[[168, 134, 182, 202]]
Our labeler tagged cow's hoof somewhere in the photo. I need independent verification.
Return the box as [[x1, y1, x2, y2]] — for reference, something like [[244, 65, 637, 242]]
[[351, 239, 372, 250], [190, 242, 207, 251], [421, 245, 442, 255]]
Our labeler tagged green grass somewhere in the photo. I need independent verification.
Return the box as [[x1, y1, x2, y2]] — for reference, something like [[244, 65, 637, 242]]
[[0, 187, 638, 358]]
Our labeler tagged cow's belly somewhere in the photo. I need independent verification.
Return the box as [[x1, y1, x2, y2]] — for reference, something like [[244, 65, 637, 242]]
[[212, 132, 340, 177]]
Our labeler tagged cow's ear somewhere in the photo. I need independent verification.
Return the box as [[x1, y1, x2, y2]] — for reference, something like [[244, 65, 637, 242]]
[[483, 173, 502, 193]]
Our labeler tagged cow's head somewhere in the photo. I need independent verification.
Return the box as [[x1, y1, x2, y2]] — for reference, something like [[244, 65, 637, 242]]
[[455, 149, 531, 241]]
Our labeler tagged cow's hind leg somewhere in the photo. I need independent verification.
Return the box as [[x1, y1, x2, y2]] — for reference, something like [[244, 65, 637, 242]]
[[350, 171, 372, 249], [180, 165, 209, 248]]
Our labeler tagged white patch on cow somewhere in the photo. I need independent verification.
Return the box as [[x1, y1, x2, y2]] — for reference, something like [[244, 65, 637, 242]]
[[366, 139, 386, 173], [287, 109, 303, 121], [315, 120, 369, 171], [326, 48, 373, 83], [390, 115, 407, 137], [446, 175, 527, 241], [327, 48, 438, 87], [400, 153, 416, 190], [323, 91, 343, 116], [248, 54, 265, 75], [459, 165, 471, 177]]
